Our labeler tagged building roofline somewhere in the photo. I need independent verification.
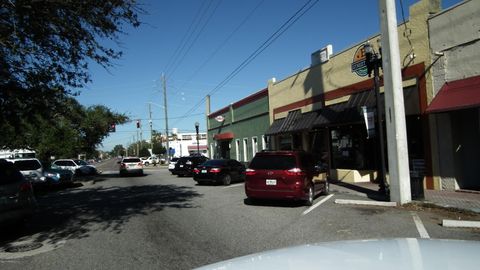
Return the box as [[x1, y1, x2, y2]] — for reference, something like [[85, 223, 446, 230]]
[[208, 88, 268, 118]]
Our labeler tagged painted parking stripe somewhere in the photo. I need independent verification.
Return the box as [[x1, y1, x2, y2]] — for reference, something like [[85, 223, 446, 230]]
[[302, 194, 334, 216], [411, 211, 430, 239], [223, 183, 244, 189]]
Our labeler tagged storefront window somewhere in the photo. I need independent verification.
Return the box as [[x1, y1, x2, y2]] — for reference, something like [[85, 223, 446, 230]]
[[330, 125, 375, 170], [279, 135, 291, 150]]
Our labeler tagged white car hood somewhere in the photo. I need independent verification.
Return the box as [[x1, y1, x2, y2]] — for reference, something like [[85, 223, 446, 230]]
[[196, 238, 480, 270]]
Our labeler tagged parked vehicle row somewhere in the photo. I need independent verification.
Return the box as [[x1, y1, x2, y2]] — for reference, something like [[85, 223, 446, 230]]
[[0, 160, 38, 226], [6, 158, 74, 187], [170, 150, 329, 206]]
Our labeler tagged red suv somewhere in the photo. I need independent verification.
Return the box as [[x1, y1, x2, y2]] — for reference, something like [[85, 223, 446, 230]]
[[244, 151, 328, 206]]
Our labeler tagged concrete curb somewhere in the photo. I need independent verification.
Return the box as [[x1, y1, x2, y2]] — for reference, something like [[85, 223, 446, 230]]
[[335, 199, 397, 207], [442, 219, 480, 228]]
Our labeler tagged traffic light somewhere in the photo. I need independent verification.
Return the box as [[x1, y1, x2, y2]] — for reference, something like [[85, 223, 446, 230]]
[[136, 120, 140, 129], [108, 123, 116, 132]]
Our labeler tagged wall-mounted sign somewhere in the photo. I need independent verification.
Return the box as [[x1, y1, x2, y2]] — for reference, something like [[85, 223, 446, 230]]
[[215, 115, 225, 122], [351, 46, 368, 77]]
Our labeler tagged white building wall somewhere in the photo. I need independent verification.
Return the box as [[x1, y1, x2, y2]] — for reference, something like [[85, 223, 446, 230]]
[[167, 132, 208, 157]]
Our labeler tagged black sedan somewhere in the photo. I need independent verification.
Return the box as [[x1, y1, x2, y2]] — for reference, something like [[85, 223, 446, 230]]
[[172, 155, 209, 177], [193, 159, 245, 186]]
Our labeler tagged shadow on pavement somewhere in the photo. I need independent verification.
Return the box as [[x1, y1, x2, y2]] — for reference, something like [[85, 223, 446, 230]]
[[0, 184, 202, 245], [330, 181, 388, 201], [243, 198, 306, 208]]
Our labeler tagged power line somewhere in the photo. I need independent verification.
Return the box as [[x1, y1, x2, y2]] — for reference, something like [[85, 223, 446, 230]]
[[173, 0, 320, 126], [167, 0, 222, 79], [163, 1, 209, 74], [177, 0, 265, 91]]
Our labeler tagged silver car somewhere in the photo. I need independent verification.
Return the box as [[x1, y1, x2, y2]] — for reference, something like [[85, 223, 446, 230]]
[[119, 157, 144, 176], [0, 160, 37, 225], [8, 158, 44, 185]]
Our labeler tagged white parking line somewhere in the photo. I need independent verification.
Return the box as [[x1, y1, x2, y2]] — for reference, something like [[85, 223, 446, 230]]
[[442, 220, 480, 228], [223, 183, 244, 189], [411, 211, 430, 239], [302, 194, 334, 216]]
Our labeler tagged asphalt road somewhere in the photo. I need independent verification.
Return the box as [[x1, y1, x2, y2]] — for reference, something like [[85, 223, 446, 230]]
[[1, 158, 479, 269]]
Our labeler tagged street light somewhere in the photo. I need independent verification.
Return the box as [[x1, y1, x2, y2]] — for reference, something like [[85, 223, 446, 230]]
[[195, 122, 200, 155], [364, 40, 388, 196]]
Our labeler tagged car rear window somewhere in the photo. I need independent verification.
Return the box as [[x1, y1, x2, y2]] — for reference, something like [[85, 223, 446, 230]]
[[123, 158, 140, 163], [13, 159, 42, 170], [249, 155, 296, 170], [203, 160, 227, 166], [0, 162, 24, 185]]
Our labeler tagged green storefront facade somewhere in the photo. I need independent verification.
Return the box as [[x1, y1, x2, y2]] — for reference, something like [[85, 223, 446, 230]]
[[207, 88, 269, 164]]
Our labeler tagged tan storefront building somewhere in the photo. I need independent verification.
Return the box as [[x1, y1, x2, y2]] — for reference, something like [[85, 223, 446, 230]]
[[266, 0, 442, 189]]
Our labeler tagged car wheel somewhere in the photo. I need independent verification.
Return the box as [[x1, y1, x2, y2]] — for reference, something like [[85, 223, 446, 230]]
[[222, 174, 232, 186], [144, 162, 149, 167], [323, 180, 330, 195], [305, 185, 314, 206]]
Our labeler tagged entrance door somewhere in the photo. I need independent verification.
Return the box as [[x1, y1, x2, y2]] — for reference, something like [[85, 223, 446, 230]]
[[220, 141, 230, 159]]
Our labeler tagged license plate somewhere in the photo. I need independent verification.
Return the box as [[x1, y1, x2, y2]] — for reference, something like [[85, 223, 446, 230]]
[[266, 179, 277, 186], [201, 170, 207, 173]]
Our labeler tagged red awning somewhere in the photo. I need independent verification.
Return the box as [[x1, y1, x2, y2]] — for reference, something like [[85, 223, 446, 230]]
[[187, 145, 207, 151], [426, 75, 480, 113], [213, 132, 234, 140]]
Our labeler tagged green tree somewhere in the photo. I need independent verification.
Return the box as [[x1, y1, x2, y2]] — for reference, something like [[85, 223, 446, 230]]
[[0, 0, 142, 150], [112, 144, 125, 157]]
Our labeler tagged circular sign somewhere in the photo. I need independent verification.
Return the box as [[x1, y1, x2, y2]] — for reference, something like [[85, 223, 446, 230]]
[[215, 115, 225, 122], [351, 46, 368, 77]]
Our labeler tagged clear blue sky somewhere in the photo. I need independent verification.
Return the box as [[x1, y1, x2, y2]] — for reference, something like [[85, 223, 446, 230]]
[[75, 0, 461, 151]]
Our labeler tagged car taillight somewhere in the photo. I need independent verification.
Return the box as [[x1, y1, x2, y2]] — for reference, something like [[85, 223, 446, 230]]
[[286, 168, 305, 176], [210, 168, 221, 173], [20, 182, 33, 192], [193, 168, 200, 174], [245, 168, 256, 176], [121, 163, 126, 168], [138, 162, 143, 167]]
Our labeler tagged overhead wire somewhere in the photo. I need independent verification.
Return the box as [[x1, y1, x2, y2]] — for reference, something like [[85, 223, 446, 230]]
[[177, 0, 266, 91], [162, 1, 209, 74], [172, 0, 320, 126], [167, 0, 222, 78]]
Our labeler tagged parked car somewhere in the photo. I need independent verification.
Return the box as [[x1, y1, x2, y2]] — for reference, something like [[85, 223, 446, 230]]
[[119, 157, 143, 176], [52, 159, 97, 175], [244, 151, 328, 206], [0, 160, 37, 226], [8, 158, 73, 187], [142, 156, 158, 166], [193, 159, 246, 185], [172, 155, 209, 177], [168, 157, 180, 174]]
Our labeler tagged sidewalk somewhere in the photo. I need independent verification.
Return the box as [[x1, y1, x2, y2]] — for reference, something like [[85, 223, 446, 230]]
[[330, 181, 480, 213]]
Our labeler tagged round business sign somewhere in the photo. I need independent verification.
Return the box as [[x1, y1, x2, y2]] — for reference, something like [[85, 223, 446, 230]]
[[215, 115, 225, 122], [351, 46, 368, 77]]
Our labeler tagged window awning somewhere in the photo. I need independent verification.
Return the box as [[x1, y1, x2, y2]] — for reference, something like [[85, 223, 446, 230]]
[[314, 86, 419, 127], [314, 90, 376, 127], [187, 145, 208, 151], [426, 75, 480, 113], [213, 132, 234, 140], [265, 110, 317, 136]]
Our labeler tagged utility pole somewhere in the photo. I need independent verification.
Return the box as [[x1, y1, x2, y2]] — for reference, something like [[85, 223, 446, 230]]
[[163, 73, 170, 164], [136, 129, 140, 157], [379, 0, 411, 204], [149, 103, 153, 151]]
